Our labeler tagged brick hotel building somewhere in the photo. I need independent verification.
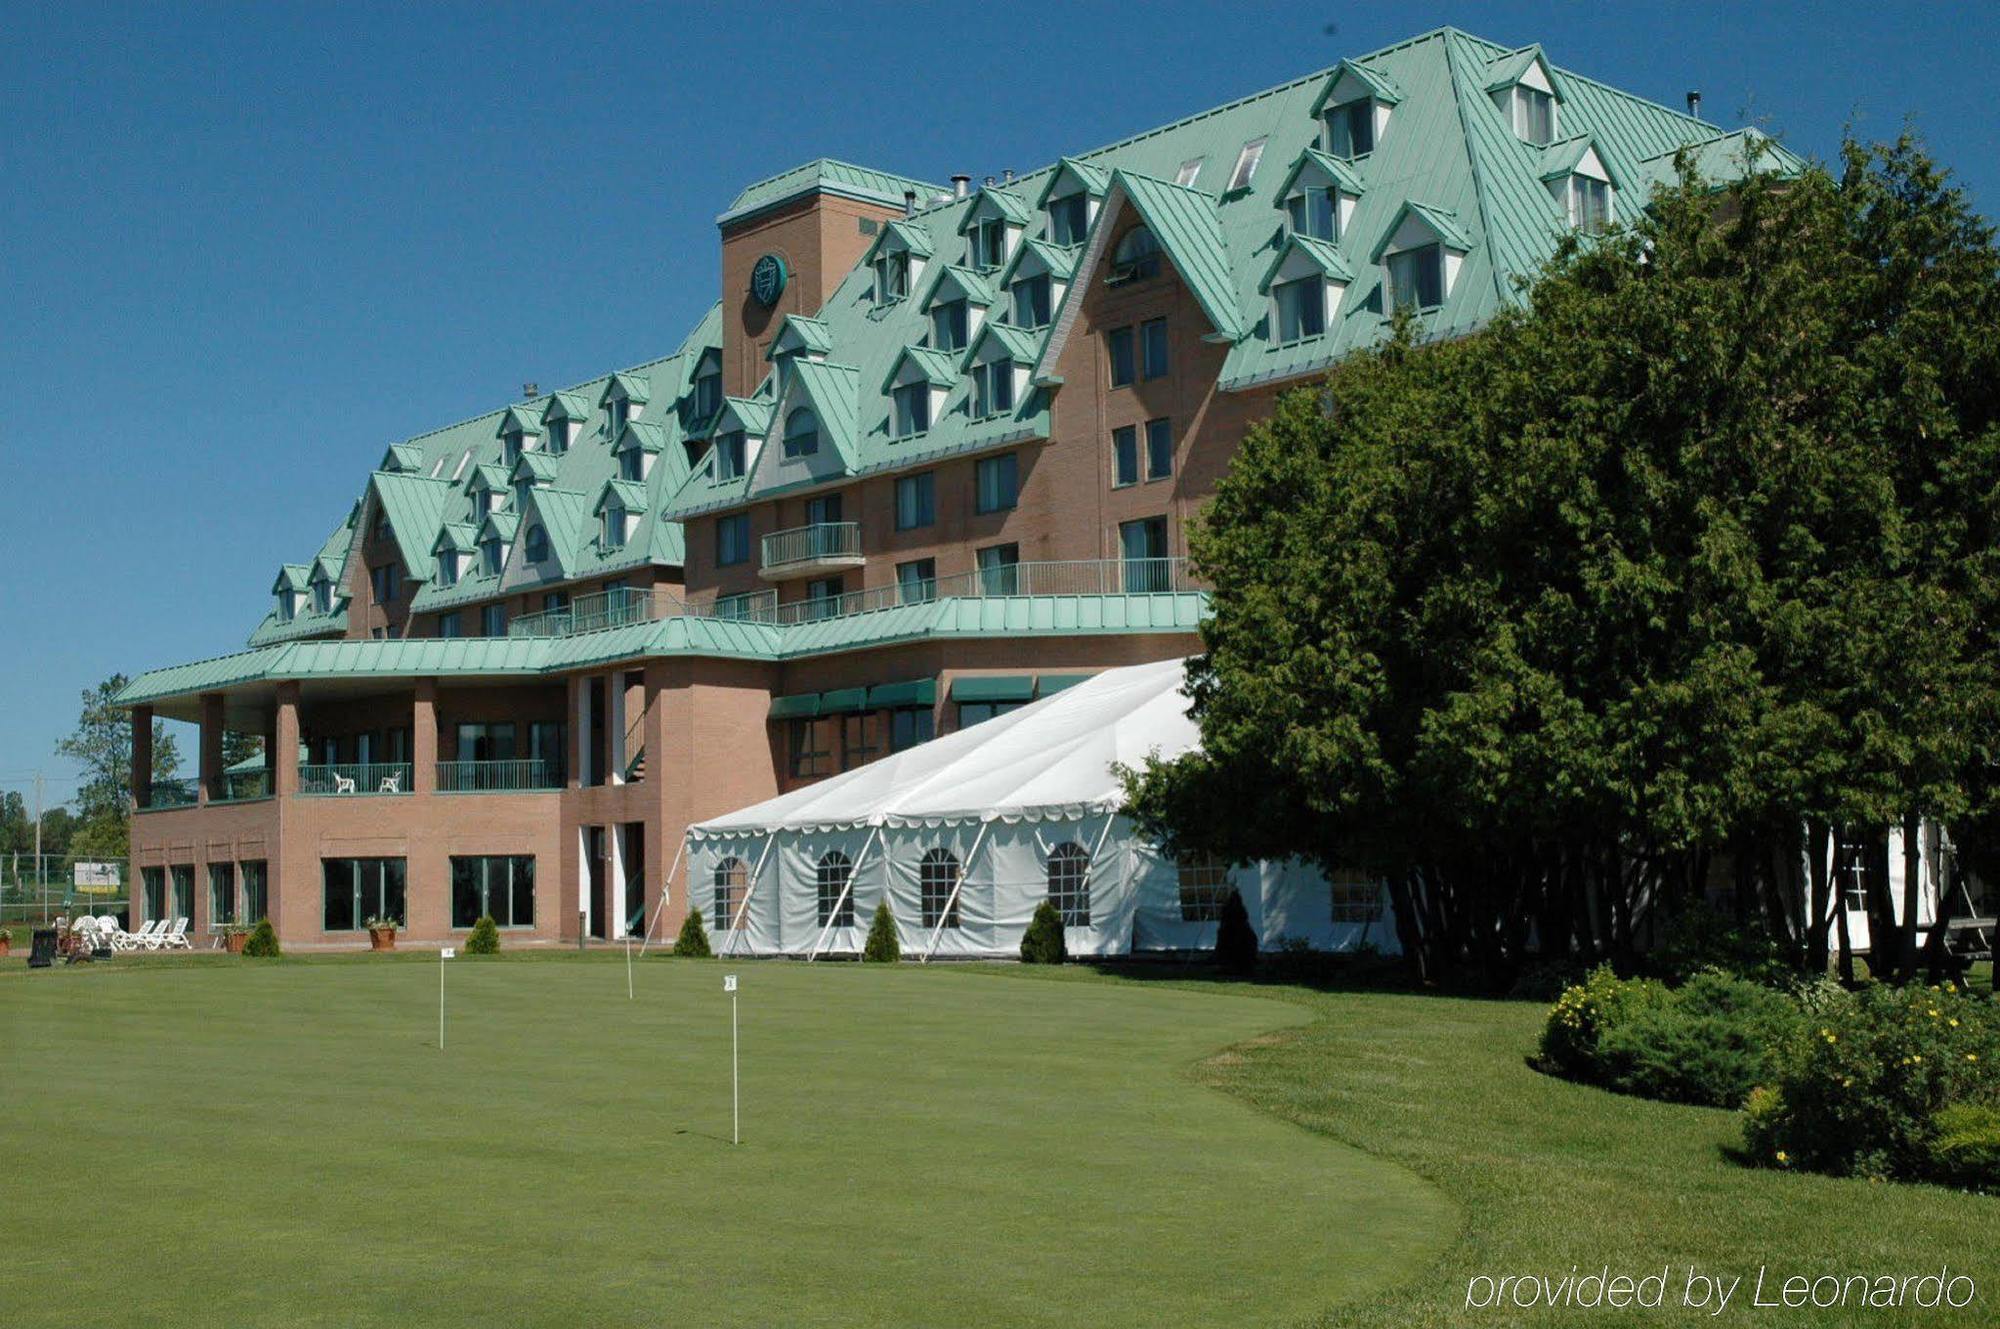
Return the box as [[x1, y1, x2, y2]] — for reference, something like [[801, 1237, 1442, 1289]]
[[116, 28, 1789, 948]]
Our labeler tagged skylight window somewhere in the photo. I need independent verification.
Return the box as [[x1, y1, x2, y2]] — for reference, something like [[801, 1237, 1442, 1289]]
[[1174, 158, 1204, 187], [451, 449, 471, 482], [1228, 137, 1267, 192]]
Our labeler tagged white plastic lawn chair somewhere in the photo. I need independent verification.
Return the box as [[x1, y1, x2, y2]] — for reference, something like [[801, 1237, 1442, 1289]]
[[131, 920, 161, 949], [97, 915, 125, 949], [378, 771, 401, 794], [159, 918, 191, 950], [333, 774, 357, 794]]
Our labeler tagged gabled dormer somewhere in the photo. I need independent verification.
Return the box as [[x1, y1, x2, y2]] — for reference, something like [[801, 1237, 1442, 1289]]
[[464, 463, 511, 519], [705, 397, 771, 483], [962, 322, 1040, 421], [600, 372, 650, 438], [594, 479, 647, 552], [1539, 136, 1617, 232], [1485, 45, 1562, 146], [1036, 157, 1107, 247], [1372, 201, 1472, 314], [1261, 235, 1352, 343], [865, 220, 934, 304], [958, 186, 1029, 270], [475, 511, 518, 577], [509, 450, 559, 513], [613, 419, 666, 483], [309, 555, 341, 614], [996, 239, 1076, 331], [883, 347, 957, 439], [682, 347, 723, 430], [540, 391, 590, 455], [1312, 59, 1401, 160], [272, 565, 309, 622], [920, 265, 995, 353], [1274, 148, 1366, 244], [495, 404, 544, 467], [379, 443, 425, 475], [431, 523, 477, 587], [765, 314, 832, 369]]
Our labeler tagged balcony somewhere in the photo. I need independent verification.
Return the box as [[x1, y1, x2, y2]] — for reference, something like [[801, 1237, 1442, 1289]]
[[759, 522, 864, 581], [509, 586, 655, 639], [142, 778, 198, 811], [768, 557, 1195, 624], [436, 759, 562, 793], [298, 762, 414, 796]]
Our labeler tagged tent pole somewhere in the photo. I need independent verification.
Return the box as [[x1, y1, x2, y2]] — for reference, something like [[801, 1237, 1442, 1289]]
[[726, 833, 778, 958], [810, 825, 878, 962], [924, 821, 989, 964], [639, 838, 686, 957]]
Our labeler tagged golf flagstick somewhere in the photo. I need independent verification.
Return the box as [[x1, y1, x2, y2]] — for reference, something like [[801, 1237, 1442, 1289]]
[[439, 946, 455, 1050], [626, 932, 634, 1000], [724, 972, 739, 1144]]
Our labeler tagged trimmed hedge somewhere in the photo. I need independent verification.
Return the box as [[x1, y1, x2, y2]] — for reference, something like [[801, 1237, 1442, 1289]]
[[241, 919, 281, 958], [465, 916, 500, 955], [863, 903, 900, 963], [1021, 900, 1067, 965], [674, 908, 712, 958]]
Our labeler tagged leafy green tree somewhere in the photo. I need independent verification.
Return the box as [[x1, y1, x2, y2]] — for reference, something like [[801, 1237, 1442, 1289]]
[[57, 675, 180, 822], [1126, 135, 2000, 988], [222, 731, 264, 771], [674, 907, 713, 958]]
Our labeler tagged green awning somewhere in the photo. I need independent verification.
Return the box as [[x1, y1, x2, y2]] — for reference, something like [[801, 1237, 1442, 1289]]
[[1038, 673, 1092, 695], [820, 687, 870, 714], [769, 693, 820, 720], [950, 675, 1036, 703], [867, 679, 937, 709]]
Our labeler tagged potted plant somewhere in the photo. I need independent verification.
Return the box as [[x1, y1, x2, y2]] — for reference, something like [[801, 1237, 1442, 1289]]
[[365, 916, 399, 951], [0, 927, 11, 958], [220, 923, 251, 955]]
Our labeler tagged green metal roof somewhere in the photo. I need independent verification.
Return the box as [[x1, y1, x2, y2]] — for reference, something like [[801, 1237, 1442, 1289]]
[[1035, 157, 1109, 206], [1260, 234, 1353, 291], [367, 472, 456, 582], [616, 420, 666, 454], [379, 443, 425, 474], [966, 321, 1044, 368], [1310, 58, 1404, 112], [272, 565, 310, 593], [1108, 170, 1247, 339], [542, 391, 591, 422], [602, 371, 650, 404], [498, 404, 544, 436], [511, 451, 561, 484], [433, 522, 478, 554], [865, 219, 935, 262], [997, 237, 1078, 286], [884, 345, 961, 391], [788, 360, 863, 470], [766, 314, 833, 359], [465, 462, 511, 493], [922, 264, 997, 310], [597, 478, 649, 514], [1274, 147, 1368, 200], [1483, 45, 1558, 97], [957, 187, 1030, 230], [1369, 199, 1474, 257], [718, 158, 944, 228]]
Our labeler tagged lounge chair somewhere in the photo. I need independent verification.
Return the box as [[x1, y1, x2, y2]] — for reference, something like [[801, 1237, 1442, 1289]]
[[159, 918, 191, 951], [131, 920, 162, 949]]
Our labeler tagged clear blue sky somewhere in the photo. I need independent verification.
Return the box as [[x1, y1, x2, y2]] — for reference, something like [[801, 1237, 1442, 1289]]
[[3, 0, 1994, 803]]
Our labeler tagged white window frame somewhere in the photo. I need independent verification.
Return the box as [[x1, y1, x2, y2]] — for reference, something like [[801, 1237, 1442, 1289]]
[[1227, 137, 1267, 192]]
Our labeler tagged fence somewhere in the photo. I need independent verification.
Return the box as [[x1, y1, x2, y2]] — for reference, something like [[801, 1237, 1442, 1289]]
[[1, 854, 133, 930]]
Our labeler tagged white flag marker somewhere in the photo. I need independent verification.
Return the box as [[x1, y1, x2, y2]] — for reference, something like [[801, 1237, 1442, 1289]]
[[724, 974, 739, 1144], [439, 947, 455, 1050]]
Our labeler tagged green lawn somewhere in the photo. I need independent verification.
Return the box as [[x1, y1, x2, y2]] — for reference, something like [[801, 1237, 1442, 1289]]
[[0, 955, 1448, 1328]]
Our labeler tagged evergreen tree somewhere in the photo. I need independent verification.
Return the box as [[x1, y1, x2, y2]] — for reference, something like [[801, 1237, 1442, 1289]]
[[673, 907, 712, 958], [1214, 889, 1258, 975], [465, 916, 501, 954], [863, 903, 900, 963], [1020, 900, 1068, 964]]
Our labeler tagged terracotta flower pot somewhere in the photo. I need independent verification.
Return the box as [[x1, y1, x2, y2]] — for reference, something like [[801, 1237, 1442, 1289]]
[[224, 932, 248, 955], [368, 927, 397, 952], [0, 937, 11, 958]]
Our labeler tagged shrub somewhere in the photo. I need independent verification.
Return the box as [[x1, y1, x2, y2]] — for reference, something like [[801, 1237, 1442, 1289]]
[[863, 903, 900, 963], [464, 916, 500, 955], [1538, 965, 1671, 1081], [241, 919, 281, 957], [674, 908, 712, 959], [1594, 970, 1802, 1107], [1742, 980, 2000, 1184], [1926, 1103, 2000, 1193], [1020, 900, 1067, 965], [1647, 899, 1791, 986]]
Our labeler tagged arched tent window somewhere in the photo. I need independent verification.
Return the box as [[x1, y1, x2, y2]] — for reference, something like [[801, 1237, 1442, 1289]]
[[816, 850, 855, 928], [784, 407, 819, 458], [1046, 842, 1091, 927], [1176, 857, 1231, 923], [919, 848, 961, 929], [712, 856, 747, 931], [1111, 225, 1160, 282]]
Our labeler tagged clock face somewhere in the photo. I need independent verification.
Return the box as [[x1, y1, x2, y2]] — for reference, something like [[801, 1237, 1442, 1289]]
[[750, 253, 788, 307]]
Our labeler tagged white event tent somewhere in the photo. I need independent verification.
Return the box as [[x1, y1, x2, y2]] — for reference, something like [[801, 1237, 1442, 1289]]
[[677, 658, 1397, 960]]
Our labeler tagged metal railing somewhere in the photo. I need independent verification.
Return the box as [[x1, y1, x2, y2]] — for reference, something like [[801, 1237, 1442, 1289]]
[[215, 769, 272, 802], [297, 762, 414, 796], [144, 779, 198, 810], [436, 759, 560, 793], [760, 522, 862, 571], [509, 586, 656, 638]]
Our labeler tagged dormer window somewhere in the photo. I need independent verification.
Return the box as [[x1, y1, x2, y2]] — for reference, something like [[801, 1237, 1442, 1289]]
[[1012, 273, 1052, 328], [1514, 86, 1556, 145], [715, 430, 746, 480], [933, 299, 969, 352], [690, 355, 722, 424], [893, 380, 931, 438], [525, 525, 549, 564], [1570, 175, 1612, 231], [1227, 137, 1266, 192], [277, 589, 298, 622], [971, 359, 1015, 418], [1048, 193, 1089, 246], [1386, 244, 1444, 312], [608, 397, 630, 436], [438, 549, 460, 587], [546, 420, 570, 454], [1286, 186, 1338, 241], [971, 217, 1008, 270], [877, 249, 910, 302], [501, 430, 523, 467], [481, 537, 504, 577], [601, 505, 626, 550], [783, 408, 819, 459], [1487, 47, 1562, 146], [1109, 226, 1160, 284], [311, 573, 333, 615], [1325, 100, 1374, 157], [1273, 276, 1327, 341], [620, 448, 644, 482]]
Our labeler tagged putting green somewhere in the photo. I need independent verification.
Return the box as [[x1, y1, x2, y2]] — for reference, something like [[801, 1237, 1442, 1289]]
[[0, 957, 1450, 1327]]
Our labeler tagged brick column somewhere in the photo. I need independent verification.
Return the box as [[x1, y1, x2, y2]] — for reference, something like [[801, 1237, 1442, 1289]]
[[198, 693, 225, 804], [274, 682, 301, 797], [412, 678, 438, 794], [131, 705, 153, 809]]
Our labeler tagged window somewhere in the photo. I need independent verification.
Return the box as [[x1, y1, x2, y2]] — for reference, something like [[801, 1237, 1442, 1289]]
[[322, 857, 406, 931], [481, 537, 504, 577], [1012, 273, 1052, 328], [1112, 426, 1139, 487], [1287, 186, 1338, 241], [933, 299, 969, 352], [608, 398, 630, 436], [1330, 875, 1385, 924], [803, 576, 844, 620], [1174, 157, 1204, 187], [816, 851, 856, 928], [919, 848, 961, 929], [1227, 137, 1266, 191], [716, 513, 751, 567], [692, 366, 722, 423], [312, 577, 333, 614], [1515, 85, 1556, 145], [1144, 417, 1174, 479], [371, 563, 398, 605], [971, 359, 1015, 417], [481, 603, 507, 637], [958, 699, 1024, 727], [712, 857, 747, 930], [1572, 176, 1612, 232], [142, 867, 165, 923], [784, 407, 819, 458], [975, 453, 1018, 513], [1048, 192, 1089, 246], [1107, 326, 1135, 387], [525, 525, 549, 563], [620, 447, 644, 482], [602, 505, 626, 549], [806, 492, 842, 527], [1386, 244, 1445, 312], [545, 420, 568, 455], [893, 380, 931, 437], [501, 431, 523, 468], [789, 716, 834, 779], [455, 720, 518, 763], [240, 861, 268, 924], [170, 865, 194, 923], [542, 590, 569, 613], [972, 218, 1008, 269], [1111, 226, 1160, 283], [897, 558, 936, 604], [1275, 275, 1327, 341], [1177, 858, 1231, 922], [877, 249, 910, 302], [841, 712, 882, 768], [1122, 517, 1170, 591], [1326, 100, 1374, 157], [976, 542, 1019, 595], [207, 863, 236, 931], [451, 855, 535, 928], [895, 472, 935, 530], [437, 611, 462, 639], [1047, 843, 1090, 927], [530, 719, 567, 785], [715, 430, 746, 480], [1140, 318, 1169, 379], [890, 707, 934, 751], [277, 589, 297, 622]]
